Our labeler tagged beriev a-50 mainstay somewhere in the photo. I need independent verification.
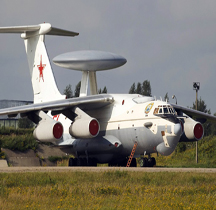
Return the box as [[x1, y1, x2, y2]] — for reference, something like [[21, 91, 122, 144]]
[[0, 23, 215, 167]]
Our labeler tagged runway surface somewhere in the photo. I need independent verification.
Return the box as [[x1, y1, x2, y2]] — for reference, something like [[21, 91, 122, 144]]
[[0, 167, 216, 173]]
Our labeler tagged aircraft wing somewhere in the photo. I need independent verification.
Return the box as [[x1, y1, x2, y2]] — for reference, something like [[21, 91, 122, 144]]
[[0, 94, 114, 117], [172, 104, 216, 122]]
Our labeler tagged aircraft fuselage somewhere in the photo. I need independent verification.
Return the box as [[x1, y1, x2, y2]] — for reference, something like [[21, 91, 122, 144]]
[[61, 94, 182, 163]]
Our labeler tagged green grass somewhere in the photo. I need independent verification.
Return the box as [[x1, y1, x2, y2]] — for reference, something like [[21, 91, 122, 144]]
[[0, 171, 216, 209], [0, 128, 37, 152], [156, 135, 216, 168]]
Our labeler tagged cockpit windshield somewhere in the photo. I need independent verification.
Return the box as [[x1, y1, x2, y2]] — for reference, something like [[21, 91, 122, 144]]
[[153, 105, 176, 116]]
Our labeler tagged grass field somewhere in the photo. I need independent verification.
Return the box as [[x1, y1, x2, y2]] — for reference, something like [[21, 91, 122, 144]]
[[0, 171, 216, 209], [0, 131, 216, 209], [153, 135, 216, 168]]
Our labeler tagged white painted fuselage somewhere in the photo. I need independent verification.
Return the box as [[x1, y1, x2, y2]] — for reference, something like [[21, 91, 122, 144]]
[[58, 94, 182, 163]]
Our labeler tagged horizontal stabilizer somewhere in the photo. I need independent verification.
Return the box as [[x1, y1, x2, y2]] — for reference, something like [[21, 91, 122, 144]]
[[47, 27, 79, 36], [0, 23, 79, 37], [0, 25, 40, 33]]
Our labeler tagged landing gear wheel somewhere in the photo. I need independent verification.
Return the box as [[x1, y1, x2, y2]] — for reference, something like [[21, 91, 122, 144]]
[[147, 158, 153, 167], [147, 157, 156, 167], [77, 158, 87, 166], [88, 158, 97, 166], [151, 157, 156, 167], [68, 158, 77, 167], [140, 157, 148, 167]]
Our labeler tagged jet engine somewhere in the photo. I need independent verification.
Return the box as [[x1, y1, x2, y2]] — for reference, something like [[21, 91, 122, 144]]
[[69, 118, 99, 138], [31, 110, 64, 144], [179, 117, 204, 142], [33, 120, 64, 143], [69, 107, 100, 138]]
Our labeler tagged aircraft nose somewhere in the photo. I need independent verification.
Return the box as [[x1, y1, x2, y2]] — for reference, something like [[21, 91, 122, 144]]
[[156, 122, 182, 156]]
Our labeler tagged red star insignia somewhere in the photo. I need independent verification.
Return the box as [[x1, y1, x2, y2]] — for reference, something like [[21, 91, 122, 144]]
[[37, 55, 46, 82]]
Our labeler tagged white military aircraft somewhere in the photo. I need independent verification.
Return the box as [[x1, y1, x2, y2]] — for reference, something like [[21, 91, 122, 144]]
[[0, 23, 216, 167]]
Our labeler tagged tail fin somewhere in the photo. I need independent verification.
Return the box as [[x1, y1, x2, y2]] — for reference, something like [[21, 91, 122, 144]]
[[0, 23, 79, 103], [23, 33, 63, 103]]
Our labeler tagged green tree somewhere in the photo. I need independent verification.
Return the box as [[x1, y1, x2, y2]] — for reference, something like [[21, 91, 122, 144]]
[[164, 92, 169, 102], [192, 97, 212, 136], [74, 81, 81, 97], [129, 83, 136, 94], [129, 80, 152, 96], [63, 84, 73, 98], [192, 97, 210, 114], [136, 82, 142, 94], [141, 80, 151, 96], [98, 86, 108, 94]]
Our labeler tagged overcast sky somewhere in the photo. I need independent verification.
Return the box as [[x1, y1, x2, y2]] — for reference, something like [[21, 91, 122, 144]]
[[1, 1, 216, 113]]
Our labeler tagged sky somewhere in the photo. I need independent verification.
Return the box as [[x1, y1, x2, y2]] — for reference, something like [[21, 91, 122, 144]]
[[1, 1, 216, 113]]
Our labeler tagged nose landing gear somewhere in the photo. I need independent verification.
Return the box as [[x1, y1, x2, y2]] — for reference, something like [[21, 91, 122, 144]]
[[139, 156, 156, 167]]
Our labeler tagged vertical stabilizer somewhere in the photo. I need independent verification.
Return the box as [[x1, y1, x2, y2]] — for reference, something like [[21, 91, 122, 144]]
[[23, 34, 63, 103]]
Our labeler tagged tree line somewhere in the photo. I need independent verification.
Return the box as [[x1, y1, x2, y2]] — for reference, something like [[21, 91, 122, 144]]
[[63, 82, 107, 98]]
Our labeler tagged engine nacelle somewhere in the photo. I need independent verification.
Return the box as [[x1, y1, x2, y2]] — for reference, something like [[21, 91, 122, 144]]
[[69, 118, 100, 138], [33, 120, 64, 143], [179, 118, 204, 142]]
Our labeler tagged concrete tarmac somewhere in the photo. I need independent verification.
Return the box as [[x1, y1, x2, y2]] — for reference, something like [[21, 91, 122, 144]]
[[0, 167, 216, 173]]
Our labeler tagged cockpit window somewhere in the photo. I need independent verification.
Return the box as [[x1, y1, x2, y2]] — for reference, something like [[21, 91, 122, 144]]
[[153, 105, 176, 116], [164, 108, 168, 114]]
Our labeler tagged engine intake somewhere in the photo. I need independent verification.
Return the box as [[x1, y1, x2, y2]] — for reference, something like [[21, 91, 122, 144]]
[[180, 118, 204, 142]]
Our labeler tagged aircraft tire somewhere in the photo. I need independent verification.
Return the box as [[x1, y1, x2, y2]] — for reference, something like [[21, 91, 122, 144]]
[[88, 158, 97, 166], [151, 157, 156, 166], [140, 157, 148, 167], [77, 158, 87, 166], [147, 157, 156, 167], [147, 158, 153, 167], [139, 157, 144, 167], [68, 158, 77, 167], [68, 158, 72, 166]]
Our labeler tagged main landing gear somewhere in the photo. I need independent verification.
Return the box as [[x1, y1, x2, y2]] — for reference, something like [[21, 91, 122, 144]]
[[68, 157, 156, 167], [139, 157, 156, 167], [68, 157, 97, 167]]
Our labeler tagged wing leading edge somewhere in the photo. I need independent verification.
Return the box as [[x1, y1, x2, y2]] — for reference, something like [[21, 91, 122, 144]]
[[172, 104, 216, 122], [0, 94, 114, 117]]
